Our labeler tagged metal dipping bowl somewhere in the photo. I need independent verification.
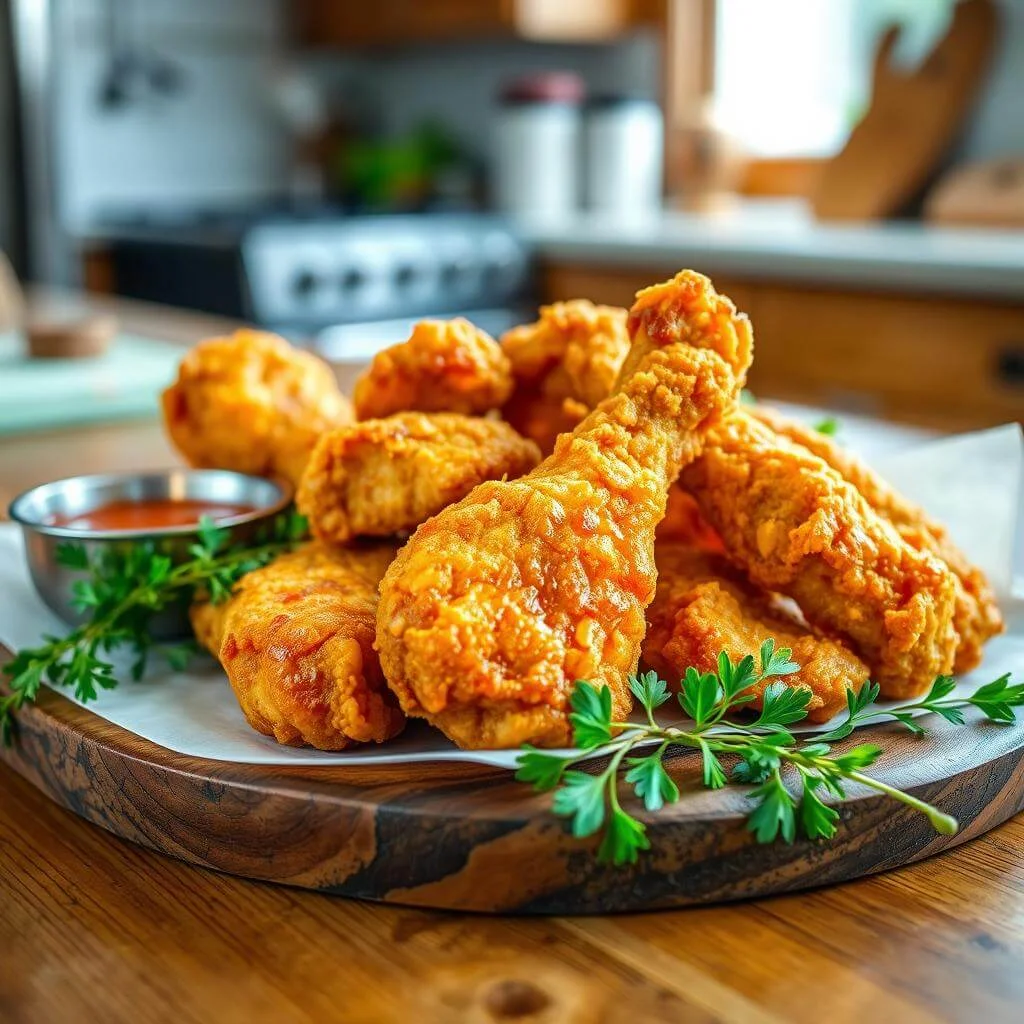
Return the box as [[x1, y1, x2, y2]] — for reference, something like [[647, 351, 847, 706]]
[[8, 469, 292, 639]]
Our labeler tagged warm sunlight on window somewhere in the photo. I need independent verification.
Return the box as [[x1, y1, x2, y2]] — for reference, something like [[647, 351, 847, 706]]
[[712, 0, 956, 157]]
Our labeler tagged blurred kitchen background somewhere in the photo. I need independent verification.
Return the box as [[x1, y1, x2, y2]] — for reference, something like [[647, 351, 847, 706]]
[[1, 0, 1022, 436]]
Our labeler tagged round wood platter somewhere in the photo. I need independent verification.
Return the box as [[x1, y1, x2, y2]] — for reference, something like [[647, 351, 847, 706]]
[[3, 657, 1024, 915]]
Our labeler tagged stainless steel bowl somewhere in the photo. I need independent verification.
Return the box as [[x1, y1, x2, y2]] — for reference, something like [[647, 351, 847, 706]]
[[9, 469, 292, 639]]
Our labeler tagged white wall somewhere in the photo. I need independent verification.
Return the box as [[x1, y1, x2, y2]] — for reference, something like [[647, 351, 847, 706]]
[[53, 0, 290, 232]]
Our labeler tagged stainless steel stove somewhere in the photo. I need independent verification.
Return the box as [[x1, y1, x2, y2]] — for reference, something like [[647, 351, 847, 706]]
[[108, 212, 534, 360]]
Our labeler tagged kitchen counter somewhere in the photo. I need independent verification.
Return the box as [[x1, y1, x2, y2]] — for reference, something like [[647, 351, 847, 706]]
[[3, 294, 1024, 1023], [527, 199, 1024, 301]]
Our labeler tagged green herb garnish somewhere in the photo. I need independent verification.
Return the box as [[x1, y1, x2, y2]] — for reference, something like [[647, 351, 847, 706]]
[[0, 511, 307, 743], [517, 641, 1022, 865], [814, 416, 840, 436]]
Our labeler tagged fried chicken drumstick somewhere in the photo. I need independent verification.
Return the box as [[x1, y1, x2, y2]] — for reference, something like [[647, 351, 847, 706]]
[[297, 412, 540, 544], [495, 302, 997, 680], [353, 318, 513, 420], [645, 544, 868, 722], [681, 414, 959, 699], [162, 330, 353, 487], [376, 271, 753, 749], [192, 542, 403, 750], [747, 405, 1003, 672]]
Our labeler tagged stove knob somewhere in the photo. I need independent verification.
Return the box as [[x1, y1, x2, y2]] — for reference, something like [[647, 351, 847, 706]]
[[291, 269, 319, 298], [482, 257, 513, 288], [441, 260, 470, 288], [340, 267, 366, 293], [394, 264, 418, 289]]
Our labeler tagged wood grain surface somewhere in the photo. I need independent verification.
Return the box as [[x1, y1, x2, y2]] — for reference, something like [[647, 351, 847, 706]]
[[813, 0, 997, 221], [3, 654, 1023, 916], [4, 745, 1024, 1024], [4, 293, 1024, 1021]]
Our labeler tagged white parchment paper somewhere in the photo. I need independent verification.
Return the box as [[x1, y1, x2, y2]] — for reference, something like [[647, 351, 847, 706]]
[[1, 424, 1021, 769]]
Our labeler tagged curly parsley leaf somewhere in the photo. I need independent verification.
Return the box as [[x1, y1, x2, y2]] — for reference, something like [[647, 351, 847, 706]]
[[516, 747, 572, 792], [625, 750, 680, 810], [519, 657, 1019, 864], [552, 770, 607, 837], [1, 510, 307, 743], [754, 682, 812, 728], [746, 773, 797, 844], [628, 670, 671, 715], [799, 776, 840, 840], [568, 681, 614, 748], [679, 667, 720, 724], [598, 808, 650, 865]]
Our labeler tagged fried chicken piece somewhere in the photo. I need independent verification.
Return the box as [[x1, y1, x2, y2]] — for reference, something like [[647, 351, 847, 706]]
[[500, 303, 723, 551], [162, 330, 353, 487], [353, 318, 513, 420], [191, 542, 403, 750], [297, 412, 541, 544], [645, 545, 868, 722], [681, 414, 958, 699], [748, 405, 1003, 672], [656, 486, 725, 551], [376, 271, 753, 749], [501, 300, 631, 453]]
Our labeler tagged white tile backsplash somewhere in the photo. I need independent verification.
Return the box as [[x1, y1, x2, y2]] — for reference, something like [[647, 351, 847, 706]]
[[53, 0, 290, 232]]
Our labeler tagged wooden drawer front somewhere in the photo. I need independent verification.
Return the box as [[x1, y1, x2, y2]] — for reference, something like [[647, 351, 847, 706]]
[[541, 261, 1024, 430], [296, 0, 654, 45], [749, 286, 1024, 429], [297, 0, 510, 46]]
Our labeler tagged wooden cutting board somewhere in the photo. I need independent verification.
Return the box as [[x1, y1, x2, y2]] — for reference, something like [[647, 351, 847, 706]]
[[2, 647, 1023, 915], [927, 158, 1024, 229], [0, 330, 182, 435], [814, 0, 998, 221]]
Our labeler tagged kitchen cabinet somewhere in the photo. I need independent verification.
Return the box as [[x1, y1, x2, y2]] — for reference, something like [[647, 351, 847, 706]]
[[541, 262, 1024, 431], [295, 0, 665, 46]]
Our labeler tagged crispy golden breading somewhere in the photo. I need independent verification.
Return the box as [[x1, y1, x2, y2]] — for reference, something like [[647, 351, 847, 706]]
[[191, 542, 403, 750], [353, 318, 513, 420], [162, 330, 352, 487], [656, 485, 725, 551], [376, 271, 753, 749], [645, 545, 868, 722], [681, 415, 958, 699], [747, 405, 1003, 672], [297, 413, 541, 544], [500, 300, 631, 453]]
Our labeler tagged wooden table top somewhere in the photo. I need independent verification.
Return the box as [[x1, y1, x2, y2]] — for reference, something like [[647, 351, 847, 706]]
[[2, 295, 1023, 1024]]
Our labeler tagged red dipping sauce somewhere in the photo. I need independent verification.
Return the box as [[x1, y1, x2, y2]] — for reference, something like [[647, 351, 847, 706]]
[[50, 498, 255, 532]]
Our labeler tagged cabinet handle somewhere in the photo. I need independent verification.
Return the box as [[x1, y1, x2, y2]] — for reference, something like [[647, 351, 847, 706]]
[[995, 347, 1024, 387]]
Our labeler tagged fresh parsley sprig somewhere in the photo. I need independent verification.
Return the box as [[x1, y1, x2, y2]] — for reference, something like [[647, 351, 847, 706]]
[[0, 511, 307, 743], [517, 641, 1022, 865], [819, 674, 1024, 740]]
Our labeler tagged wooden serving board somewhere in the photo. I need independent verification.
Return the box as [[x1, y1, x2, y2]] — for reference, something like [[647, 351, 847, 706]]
[[813, 0, 997, 221], [3, 655, 1024, 915]]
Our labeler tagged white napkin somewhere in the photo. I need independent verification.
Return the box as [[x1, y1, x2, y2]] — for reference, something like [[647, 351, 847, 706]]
[[1, 424, 1021, 768]]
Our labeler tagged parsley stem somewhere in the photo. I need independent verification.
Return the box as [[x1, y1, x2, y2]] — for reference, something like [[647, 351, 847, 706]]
[[604, 742, 633, 815], [520, 664, 1020, 865], [589, 724, 958, 839], [1, 514, 305, 741], [841, 767, 959, 834]]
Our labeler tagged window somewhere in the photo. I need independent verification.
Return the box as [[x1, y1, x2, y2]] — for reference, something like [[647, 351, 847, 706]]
[[712, 0, 957, 157]]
